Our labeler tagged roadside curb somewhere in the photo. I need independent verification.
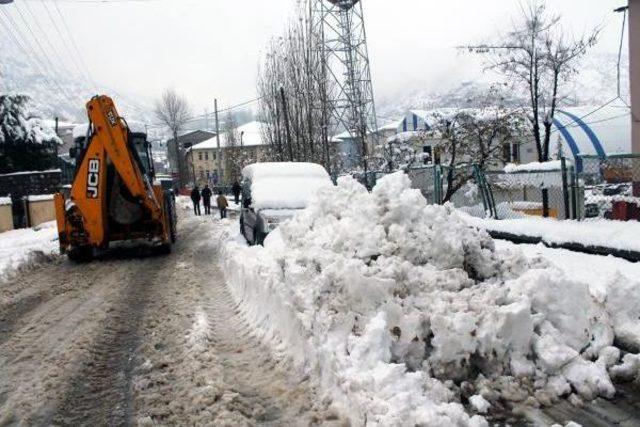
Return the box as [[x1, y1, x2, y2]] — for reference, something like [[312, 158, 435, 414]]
[[486, 229, 640, 263]]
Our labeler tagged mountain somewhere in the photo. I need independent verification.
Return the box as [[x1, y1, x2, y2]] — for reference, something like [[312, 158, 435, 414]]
[[375, 52, 630, 123], [0, 38, 153, 125]]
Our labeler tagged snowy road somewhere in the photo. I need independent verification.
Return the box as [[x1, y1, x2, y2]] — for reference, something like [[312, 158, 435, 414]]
[[0, 210, 337, 426]]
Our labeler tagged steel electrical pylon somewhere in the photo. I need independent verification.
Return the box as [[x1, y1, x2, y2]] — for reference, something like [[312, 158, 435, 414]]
[[310, 0, 379, 175]]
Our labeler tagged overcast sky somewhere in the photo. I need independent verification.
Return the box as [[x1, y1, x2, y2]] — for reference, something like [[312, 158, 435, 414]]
[[13, 0, 629, 113]]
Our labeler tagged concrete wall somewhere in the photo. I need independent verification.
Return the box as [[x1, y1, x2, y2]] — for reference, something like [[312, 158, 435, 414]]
[[28, 199, 56, 227], [0, 204, 13, 232]]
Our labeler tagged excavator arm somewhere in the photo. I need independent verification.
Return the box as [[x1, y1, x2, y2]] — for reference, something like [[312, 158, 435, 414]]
[[86, 96, 163, 220]]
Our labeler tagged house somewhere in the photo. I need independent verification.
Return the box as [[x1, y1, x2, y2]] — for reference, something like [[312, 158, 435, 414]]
[[380, 104, 633, 172], [187, 121, 270, 186], [331, 121, 404, 170], [165, 130, 216, 184]]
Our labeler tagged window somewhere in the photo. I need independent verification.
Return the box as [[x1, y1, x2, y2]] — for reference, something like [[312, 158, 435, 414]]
[[206, 170, 210, 179], [212, 152, 217, 161], [205, 152, 209, 161], [422, 146, 432, 165], [198, 152, 203, 161], [511, 144, 520, 163], [502, 143, 511, 163]]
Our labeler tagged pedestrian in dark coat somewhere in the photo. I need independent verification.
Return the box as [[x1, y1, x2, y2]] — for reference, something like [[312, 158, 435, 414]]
[[201, 185, 213, 215], [216, 191, 229, 219], [232, 180, 241, 205], [190, 186, 201, 216]]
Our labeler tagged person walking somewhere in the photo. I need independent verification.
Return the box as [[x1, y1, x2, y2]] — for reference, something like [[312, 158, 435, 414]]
[[216, 191, 229, 219], [190, 186, 201, 216], [201, 184, 213, 215], [232, 180, 241, 205]]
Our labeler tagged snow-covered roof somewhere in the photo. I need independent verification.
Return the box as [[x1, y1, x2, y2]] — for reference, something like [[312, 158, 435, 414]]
[[191, 121, 267, 151], [42, 119, 75, 131], [26, 194, 54, 202], [377, 120, 403, 132], [504, 160, 563, 173], [72, 120, 147, 140], [553, 103, 631, 157], [0, 169, 61, 178]]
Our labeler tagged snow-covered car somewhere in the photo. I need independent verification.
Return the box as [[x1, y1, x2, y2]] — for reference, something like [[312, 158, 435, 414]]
[[240, 162, 331, 245]]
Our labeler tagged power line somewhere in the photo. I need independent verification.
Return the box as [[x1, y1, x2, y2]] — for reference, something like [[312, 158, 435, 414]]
[[21, 0, 76, 84], [52, 0, 98, 92], [39, 0, 94, 91], [550, 8, 635, 137], [0, 6, 70, 107], [11, 1, 76, 101], [147, 96, 264, 129], [555, 112, 630, 132]]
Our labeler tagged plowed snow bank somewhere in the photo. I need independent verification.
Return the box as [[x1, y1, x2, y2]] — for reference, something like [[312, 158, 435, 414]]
[[0, 221, 58, 280], [220, 172, 640, 426]]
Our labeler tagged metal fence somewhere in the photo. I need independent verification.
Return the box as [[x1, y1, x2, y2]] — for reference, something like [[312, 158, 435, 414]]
[[345, 155, 640, 222], [579, 154, 640, 221]]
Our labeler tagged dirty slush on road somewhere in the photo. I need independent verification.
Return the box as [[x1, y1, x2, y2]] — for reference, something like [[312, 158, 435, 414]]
[[0, 211, 340, 426]]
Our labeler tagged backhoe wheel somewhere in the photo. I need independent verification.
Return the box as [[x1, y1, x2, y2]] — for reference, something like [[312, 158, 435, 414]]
[[67, 246, 93, 263], [165, 194, 177, 244], [156, 243, 172, 255]]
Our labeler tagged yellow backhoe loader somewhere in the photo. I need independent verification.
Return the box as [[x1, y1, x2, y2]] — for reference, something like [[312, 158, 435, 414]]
[[54, 95, 177, 261]]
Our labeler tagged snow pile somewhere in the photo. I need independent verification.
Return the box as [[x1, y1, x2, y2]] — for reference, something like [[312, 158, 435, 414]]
[[504, 161, 563, 173], [0, 221, 58, 281], [0, 197, 11, 206], [220, 172, 640, 425], [73, 121, 146, 140], [243, 162, 332, 210]]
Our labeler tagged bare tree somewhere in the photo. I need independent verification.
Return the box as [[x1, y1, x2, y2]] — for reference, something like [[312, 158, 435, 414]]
[[430, 104, 527, 203], [154, 89, 191, 187], [222, 112, 242, 182], [464, 1, 599, 213], [257, 11, 337, 173]]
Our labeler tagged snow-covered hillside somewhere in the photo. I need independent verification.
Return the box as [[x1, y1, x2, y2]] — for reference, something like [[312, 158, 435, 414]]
[[376, 53, 630, 122], [0, 38, 153, 123]]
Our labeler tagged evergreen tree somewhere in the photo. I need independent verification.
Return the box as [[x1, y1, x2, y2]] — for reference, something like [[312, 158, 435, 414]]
[[0, 95, 61, 174]]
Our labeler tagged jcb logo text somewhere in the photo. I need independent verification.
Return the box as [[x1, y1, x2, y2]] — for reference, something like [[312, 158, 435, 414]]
[[87, 159, 100, 199]]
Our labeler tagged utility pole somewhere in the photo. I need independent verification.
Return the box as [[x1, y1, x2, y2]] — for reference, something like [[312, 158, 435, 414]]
[[214, 99, 223, 185], [630, 1, 640, 156], [54, 117, 59, 156], [280, 87, 293, 161]]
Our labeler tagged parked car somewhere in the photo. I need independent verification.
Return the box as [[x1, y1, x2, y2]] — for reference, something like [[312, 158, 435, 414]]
[[240, 162, 331, 245]]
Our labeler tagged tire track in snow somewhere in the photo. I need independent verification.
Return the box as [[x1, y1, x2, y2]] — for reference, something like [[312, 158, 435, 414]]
[[0, 210, 338, 425], [51, 269, 154, 426], [131, 214, 341, 426]]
